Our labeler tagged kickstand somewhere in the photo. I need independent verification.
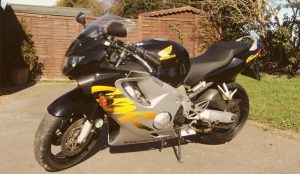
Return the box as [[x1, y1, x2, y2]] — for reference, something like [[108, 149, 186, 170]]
[[159, 140, 165, 152], [173, 128, 183, 163]]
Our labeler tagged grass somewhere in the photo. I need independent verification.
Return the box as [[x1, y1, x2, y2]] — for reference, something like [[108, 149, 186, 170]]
[[237, 74, 300, 133]]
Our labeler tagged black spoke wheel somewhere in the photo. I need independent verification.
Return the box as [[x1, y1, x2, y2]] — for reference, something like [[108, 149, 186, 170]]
[[34, 114, 101, 171], [198, 82, 249, 144]]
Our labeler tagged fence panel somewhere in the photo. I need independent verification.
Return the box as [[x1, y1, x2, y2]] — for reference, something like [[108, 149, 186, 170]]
[[140, 16, 218, 57], [5, 12, 218, 80]]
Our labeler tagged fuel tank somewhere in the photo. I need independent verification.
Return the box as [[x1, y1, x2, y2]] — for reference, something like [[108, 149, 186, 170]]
[[137, 38, 190, 87]]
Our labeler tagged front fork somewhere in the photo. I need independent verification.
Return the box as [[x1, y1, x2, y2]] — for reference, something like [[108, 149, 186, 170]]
[[77, 117, 104, 144], [76, 103, 105, 144]]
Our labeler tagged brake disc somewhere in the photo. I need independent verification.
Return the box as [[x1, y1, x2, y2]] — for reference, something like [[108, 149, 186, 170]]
[[61, 118, 93, 157]]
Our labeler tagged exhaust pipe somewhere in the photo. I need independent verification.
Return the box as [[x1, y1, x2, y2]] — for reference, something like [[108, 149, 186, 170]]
[[198, 109, 236, 124]]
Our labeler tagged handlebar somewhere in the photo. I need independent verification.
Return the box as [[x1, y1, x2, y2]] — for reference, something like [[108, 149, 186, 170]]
[[105, 38, 159, 74], [135, 47, 160, 66]]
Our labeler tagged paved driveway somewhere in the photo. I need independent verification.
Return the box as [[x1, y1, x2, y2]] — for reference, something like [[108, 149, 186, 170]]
[[0, 83, 299, 174]]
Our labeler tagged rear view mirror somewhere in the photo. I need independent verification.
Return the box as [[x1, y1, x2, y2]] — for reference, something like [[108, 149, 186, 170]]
[[107, 22, 127, 37], [76, 12, 86, 28]]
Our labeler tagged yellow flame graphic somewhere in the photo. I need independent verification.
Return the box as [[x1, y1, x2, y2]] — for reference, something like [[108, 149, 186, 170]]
[[91, 86, 156, 129]]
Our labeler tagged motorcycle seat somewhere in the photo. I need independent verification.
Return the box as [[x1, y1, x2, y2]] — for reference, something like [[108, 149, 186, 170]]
[[185, 41, 252, 86]]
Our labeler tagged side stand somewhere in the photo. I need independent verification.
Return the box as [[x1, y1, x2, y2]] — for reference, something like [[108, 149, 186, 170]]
[[173, 128, 183, 163], [159, 140, 166, 152], [159, 128, 183, 163]]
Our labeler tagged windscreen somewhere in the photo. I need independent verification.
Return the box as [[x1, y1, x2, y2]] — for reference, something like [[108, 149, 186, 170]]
[[77, 13, 135, 42]]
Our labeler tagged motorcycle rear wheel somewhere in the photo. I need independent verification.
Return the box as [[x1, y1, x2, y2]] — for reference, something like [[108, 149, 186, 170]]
[[198, 82, 249, 144], [33, 114, 100, 171]]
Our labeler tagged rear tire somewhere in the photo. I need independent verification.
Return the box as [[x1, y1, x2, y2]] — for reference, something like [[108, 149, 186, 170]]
[[199, 82, 249, 144], [34, 114, 100, 171]]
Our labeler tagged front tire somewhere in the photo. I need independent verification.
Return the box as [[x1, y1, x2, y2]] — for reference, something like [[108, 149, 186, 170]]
[[34, 114, 100, 171], [199, 82, 249, 144]]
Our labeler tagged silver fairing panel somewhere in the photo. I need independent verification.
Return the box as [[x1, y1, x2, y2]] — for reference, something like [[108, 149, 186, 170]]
[[106, 75, 182, 146]]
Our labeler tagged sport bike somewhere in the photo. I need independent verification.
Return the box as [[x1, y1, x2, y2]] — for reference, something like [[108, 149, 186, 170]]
[[34, 13, 263, 171]]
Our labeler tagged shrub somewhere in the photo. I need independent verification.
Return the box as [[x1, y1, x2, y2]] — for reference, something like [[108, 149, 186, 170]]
[[20, 19, 38, 71]]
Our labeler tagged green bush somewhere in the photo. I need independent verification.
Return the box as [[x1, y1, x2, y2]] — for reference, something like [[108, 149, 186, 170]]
[[20, 19, 38, 71]]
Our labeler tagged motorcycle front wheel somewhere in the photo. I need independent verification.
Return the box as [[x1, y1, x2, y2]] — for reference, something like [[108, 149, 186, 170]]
[[33, 114, 101, 171]]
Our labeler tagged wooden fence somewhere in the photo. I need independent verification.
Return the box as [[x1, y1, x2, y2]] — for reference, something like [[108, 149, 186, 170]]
[[2, 10, 218, 80]]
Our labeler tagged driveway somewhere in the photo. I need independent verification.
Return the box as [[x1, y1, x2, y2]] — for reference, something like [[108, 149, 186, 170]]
[[0, 83, 299, 174]]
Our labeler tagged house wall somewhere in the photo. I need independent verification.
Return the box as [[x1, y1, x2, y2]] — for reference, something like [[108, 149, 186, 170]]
[[4, 10, 219, 80]]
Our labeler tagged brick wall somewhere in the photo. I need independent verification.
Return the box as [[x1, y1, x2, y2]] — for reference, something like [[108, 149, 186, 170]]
[[4, 11, 219, 80]]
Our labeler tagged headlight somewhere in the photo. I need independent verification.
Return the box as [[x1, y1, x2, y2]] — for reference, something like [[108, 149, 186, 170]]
[[87, 29, 99, 38], [69, 56, 85, 67], [61, 56, 85, 75], [122, 81, 151, 106]]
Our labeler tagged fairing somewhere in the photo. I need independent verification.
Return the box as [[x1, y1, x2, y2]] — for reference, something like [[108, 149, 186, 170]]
[[62, 14, 135, 76], [91, 74, 183, 146]]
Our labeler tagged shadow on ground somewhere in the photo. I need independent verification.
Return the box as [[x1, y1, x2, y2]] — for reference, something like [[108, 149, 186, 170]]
[[85, 124, 206, 162], [0, 82, 36, 96]]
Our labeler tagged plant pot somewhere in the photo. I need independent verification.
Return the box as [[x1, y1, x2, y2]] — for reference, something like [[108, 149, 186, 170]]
[[11, 68, 29, 86]]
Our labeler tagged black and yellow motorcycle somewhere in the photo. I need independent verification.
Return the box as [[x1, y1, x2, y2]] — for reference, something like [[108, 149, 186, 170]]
[[34, 13, 263, 171]]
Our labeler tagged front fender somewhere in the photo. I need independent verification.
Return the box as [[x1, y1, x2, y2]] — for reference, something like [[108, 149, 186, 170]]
[[47, 87, 104, 119]]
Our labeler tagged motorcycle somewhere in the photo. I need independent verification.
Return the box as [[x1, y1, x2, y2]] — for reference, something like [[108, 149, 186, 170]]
[[34, 12, 263, 171]]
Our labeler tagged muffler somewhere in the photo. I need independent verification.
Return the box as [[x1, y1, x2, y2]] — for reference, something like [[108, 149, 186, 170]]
[[198, 109, 235, 124]]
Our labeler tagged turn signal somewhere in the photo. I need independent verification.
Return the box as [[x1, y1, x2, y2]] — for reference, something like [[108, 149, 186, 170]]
[[99, 96, 114, 107], [99, 96, 107, 107]]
